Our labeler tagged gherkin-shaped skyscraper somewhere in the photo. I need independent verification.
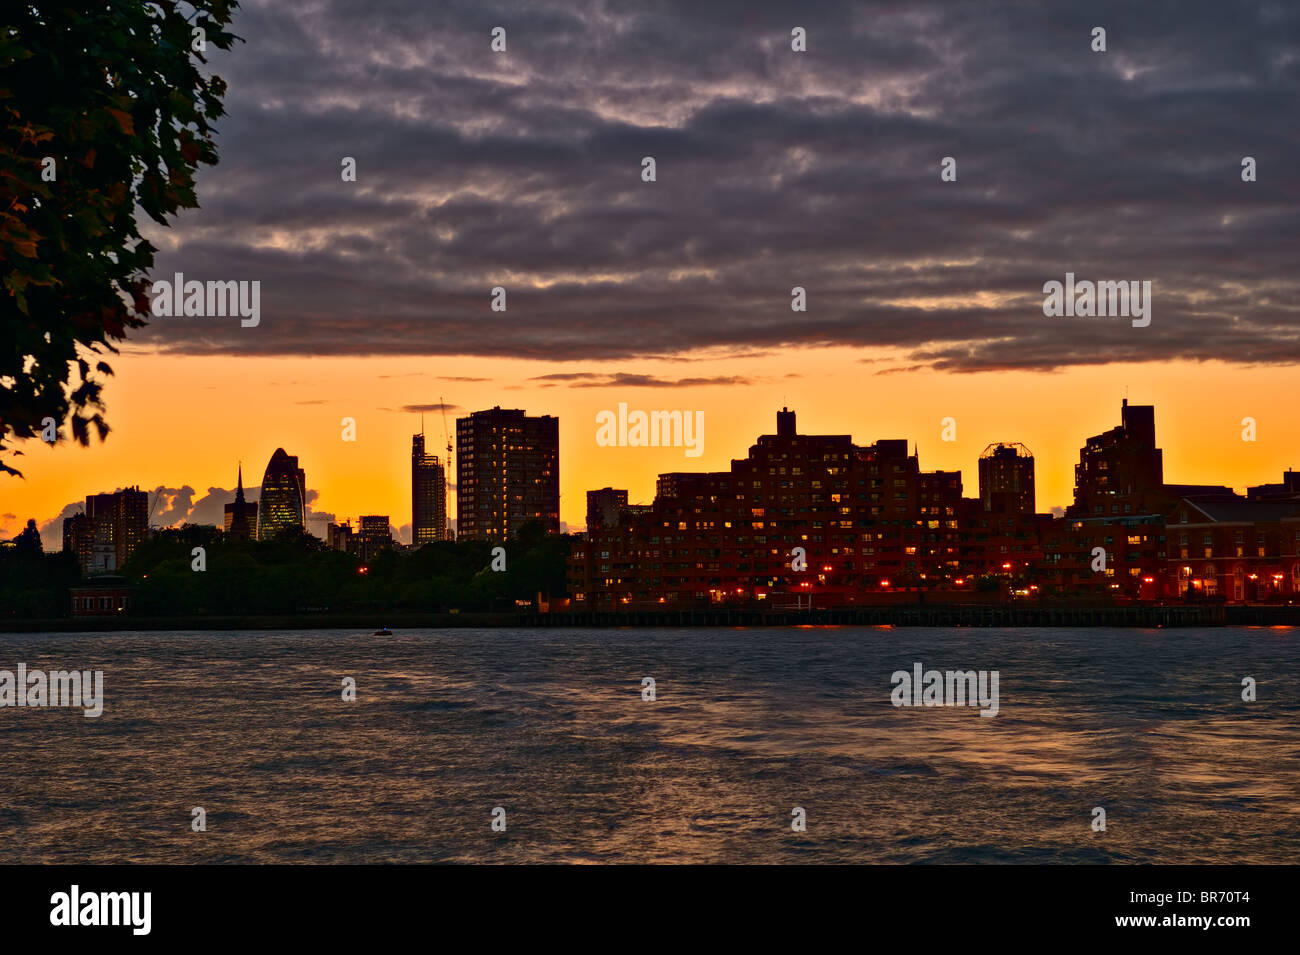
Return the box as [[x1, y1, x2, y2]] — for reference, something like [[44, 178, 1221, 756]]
[[256, 448, 306, 540]]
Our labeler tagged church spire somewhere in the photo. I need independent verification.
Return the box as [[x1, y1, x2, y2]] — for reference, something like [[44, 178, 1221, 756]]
[[227, 460, 253, 541]]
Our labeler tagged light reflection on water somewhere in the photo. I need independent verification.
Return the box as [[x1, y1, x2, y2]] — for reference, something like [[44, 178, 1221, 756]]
[[0, 626, 1295, 863]]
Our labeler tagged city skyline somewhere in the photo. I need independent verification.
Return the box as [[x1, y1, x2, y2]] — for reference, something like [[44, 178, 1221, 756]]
[[13, 355, 1300, 553], [33, 396, 1300, 611], [18, 392, 1299, 553]]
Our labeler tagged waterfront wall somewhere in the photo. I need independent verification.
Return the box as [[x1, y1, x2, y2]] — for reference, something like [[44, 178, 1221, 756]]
[[2, 603, 1265, 631], [538, 603, 1230, 628]]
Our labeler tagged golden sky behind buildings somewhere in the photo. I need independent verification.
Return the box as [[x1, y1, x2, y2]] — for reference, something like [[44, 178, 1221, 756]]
[[3, 347, 1295, 543]]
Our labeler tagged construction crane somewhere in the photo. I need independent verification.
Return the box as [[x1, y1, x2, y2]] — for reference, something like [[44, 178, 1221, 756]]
[[441, 397, 453, 539], [439, 396, 452, 458], [147, 487, 165, 530]]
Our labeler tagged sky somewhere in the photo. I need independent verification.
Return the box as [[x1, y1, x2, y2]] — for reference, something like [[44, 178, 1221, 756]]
[[3, 0, 1299, 547]]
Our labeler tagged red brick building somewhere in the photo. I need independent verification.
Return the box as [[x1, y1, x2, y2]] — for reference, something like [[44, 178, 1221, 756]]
[[568, 405, 1300, 610], [1165, 498, 1300, 602], [70, 576, 135, 616], [570, 409, 976, 609]]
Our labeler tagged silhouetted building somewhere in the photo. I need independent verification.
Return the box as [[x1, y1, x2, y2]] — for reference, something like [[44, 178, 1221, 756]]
[[1039, 514, 1166, 599], [566, 403, 1300, 610], [256, 448, 306, 540], [1069, 399, 1164, 518], [959, 499, 1051, 581], [1163, 483, 1241, 504], [576, 415, 1159, 608], [570, 409, 962, 608], [62, 513, 93, 572], [412, 432, 447, 546], [358, 515, 393, 561], [777, 406, 797, 437], [1247, 469, 1300, 502], [223, 464, 256, 541], [62, 487, 148, 574], [456, 407, 559, 542], [979, 443, 1036, 516], [920, 468, 964, 569], [326, 520, 354, 553], [586, 488, 629, 532]]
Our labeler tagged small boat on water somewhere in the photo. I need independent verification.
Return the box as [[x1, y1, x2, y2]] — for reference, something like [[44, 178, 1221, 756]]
[[374, 627, 392, 636]]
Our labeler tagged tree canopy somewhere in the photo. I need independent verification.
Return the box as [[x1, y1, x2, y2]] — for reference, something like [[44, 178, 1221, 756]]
[[0, 1, 239, 476]]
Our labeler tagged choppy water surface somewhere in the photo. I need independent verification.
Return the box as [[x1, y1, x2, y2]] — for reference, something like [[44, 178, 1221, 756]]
[[0, 626, 1295, 863]]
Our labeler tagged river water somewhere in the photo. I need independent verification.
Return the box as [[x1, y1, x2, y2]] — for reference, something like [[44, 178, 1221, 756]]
[[0, 626, 1295, 863]]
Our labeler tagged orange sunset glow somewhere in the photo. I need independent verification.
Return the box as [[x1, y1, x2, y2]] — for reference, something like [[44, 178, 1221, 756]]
[[3, 347, 1295, 544]]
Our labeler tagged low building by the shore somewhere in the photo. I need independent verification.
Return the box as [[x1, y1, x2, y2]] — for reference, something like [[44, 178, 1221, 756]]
[[70, 576, 135, 616]]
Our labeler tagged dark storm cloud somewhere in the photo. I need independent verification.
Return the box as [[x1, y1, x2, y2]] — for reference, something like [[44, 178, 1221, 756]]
[[530, 372, 752, 387], [133, 0, 1300, 372]]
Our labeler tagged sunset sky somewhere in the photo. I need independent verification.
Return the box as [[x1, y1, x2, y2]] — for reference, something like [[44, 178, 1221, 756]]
[[4, 0, 1298, 546]]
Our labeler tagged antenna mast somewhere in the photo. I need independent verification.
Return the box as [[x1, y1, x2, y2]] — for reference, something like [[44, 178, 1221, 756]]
[[441, 397, 453, 539]]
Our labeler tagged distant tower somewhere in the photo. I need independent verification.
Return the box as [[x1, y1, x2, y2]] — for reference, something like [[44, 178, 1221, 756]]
[[979, 443, 1036, 516], [412, 430, 447, 546], [256, 448, 306, 540], [776, 406, 797, 438], [61, 487, 148, 574], [456, 407, 559, 542], [1069, 399, 1164, 517], [586, 487, 629, 532], [224, 463, 256, 540], [358, 515, 393, 561]]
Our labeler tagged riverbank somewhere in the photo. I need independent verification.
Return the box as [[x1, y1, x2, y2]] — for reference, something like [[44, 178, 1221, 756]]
[[7, 601, 1299, 631], [0, 611, 519, 633]]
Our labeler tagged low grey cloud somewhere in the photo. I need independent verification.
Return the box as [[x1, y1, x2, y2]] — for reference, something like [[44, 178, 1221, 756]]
[[185, 485, 255, 528], [37, 501, 84, 552], [398, 402, 461, 413], [128, 0, 1298, 373], [36, 484, 345, 550], [303, 489, 336, 533]]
